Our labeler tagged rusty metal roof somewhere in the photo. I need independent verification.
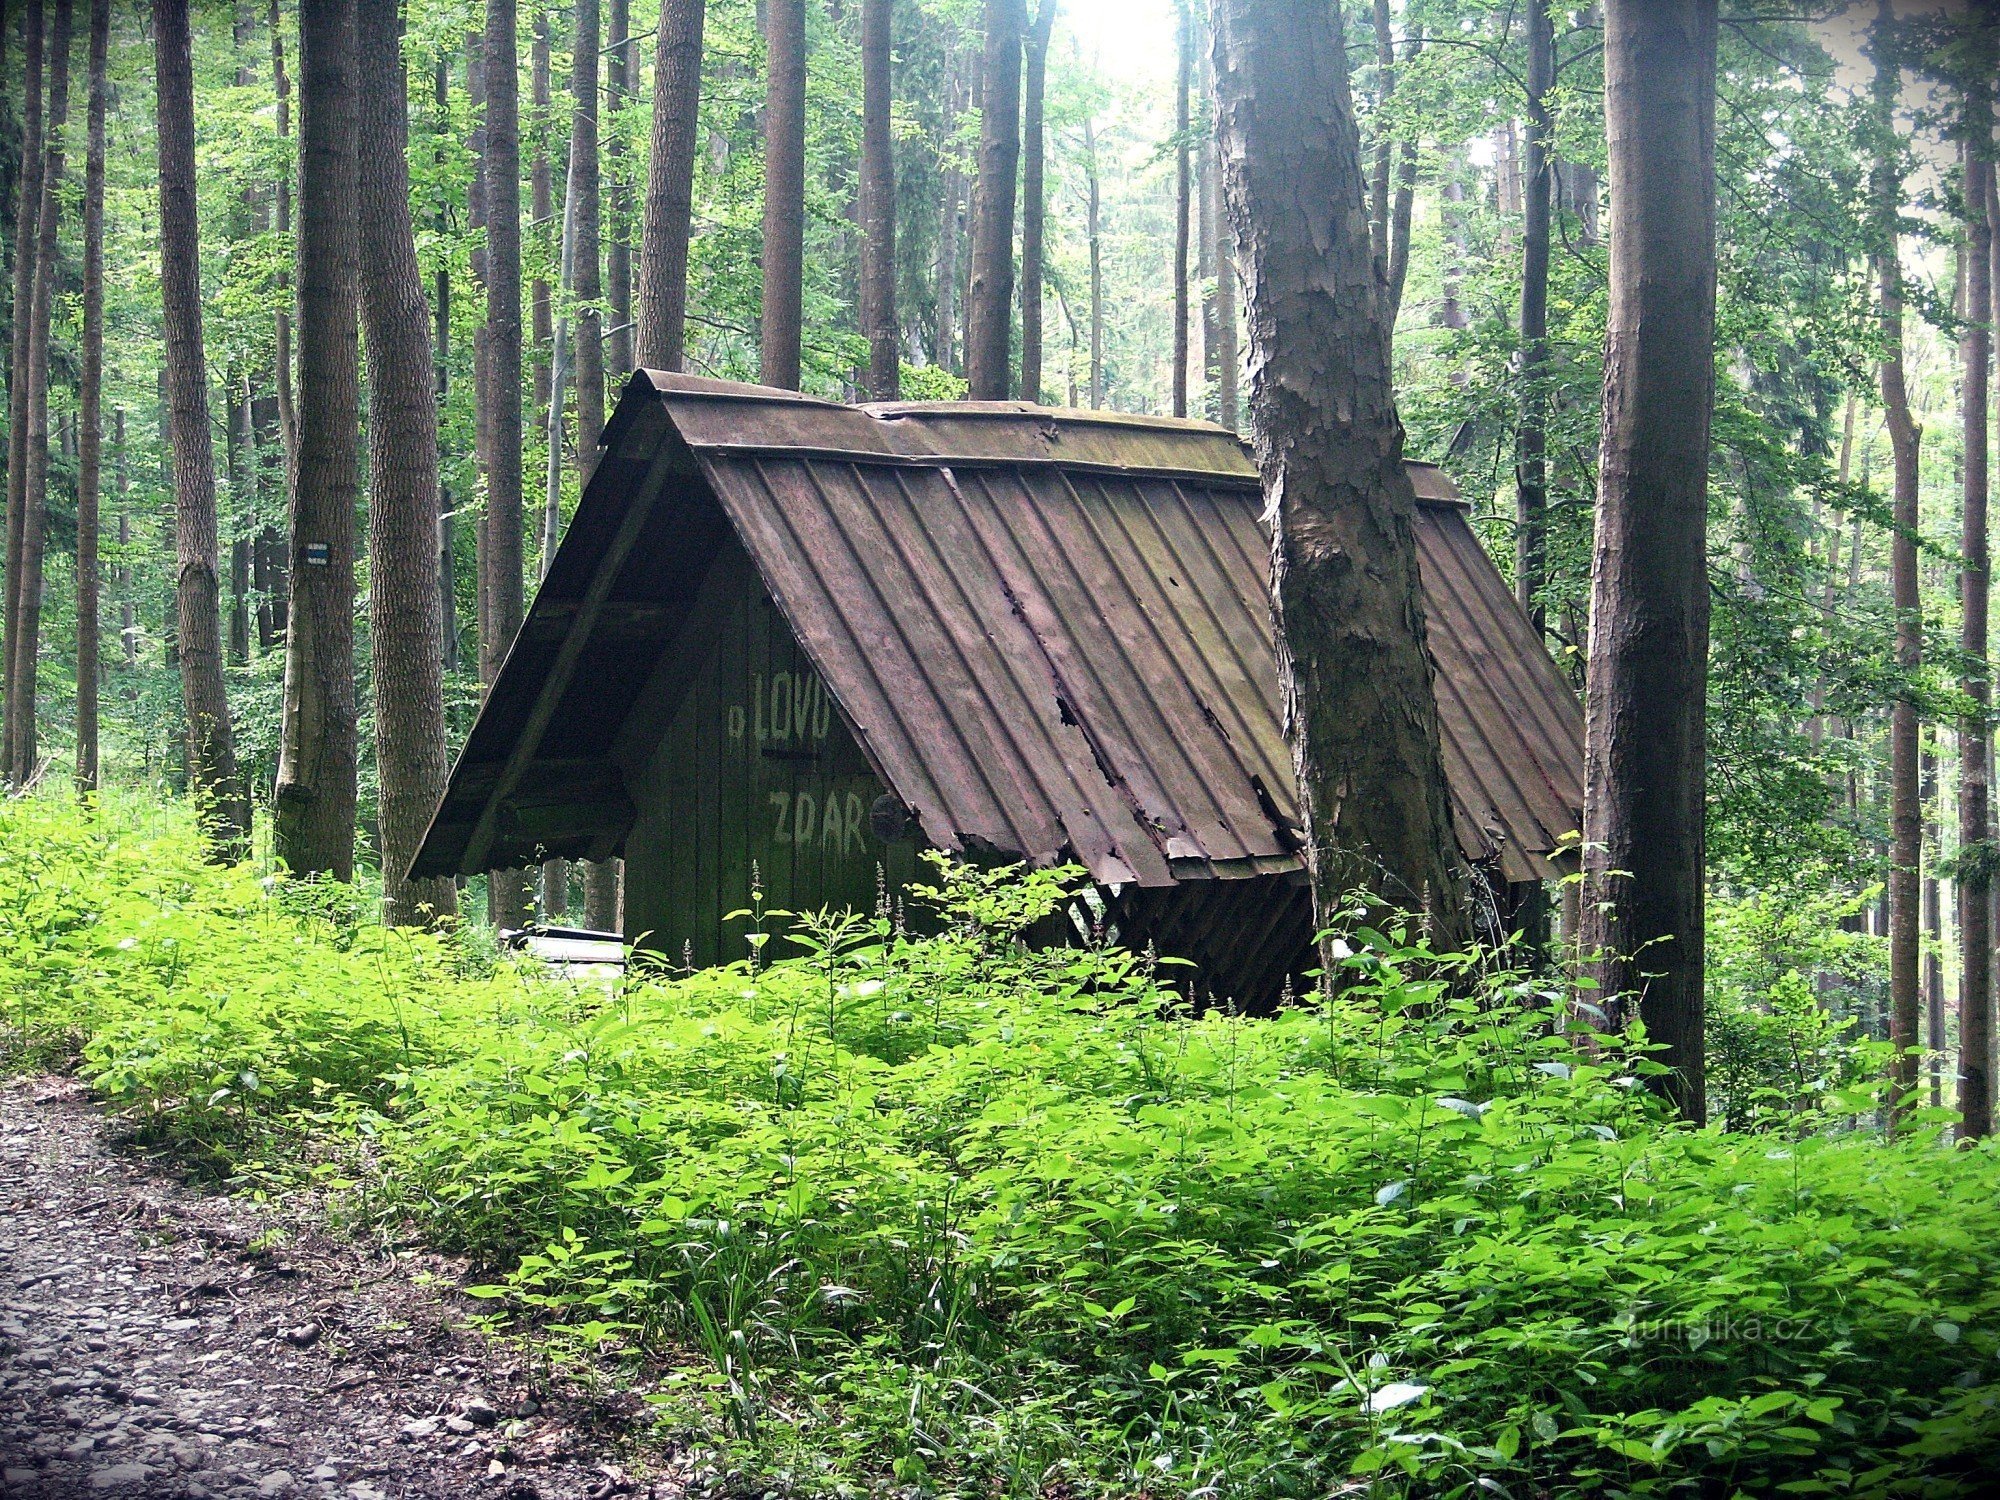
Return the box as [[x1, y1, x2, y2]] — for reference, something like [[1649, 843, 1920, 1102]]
[[412, 372, 1582, 888]]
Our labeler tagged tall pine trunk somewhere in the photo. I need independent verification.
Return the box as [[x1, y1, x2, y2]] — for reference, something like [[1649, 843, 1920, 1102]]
[[435, 56, 458, 675], [934, 53, 966, 374], [155, 0, 252, 854], [275, 0, 361, 882], [1169, 0, 1190, 416], [75, 0, 106, 796], [605, 0, 634, 383], [1873, 0, 1924, 1126], [760, 0, 805, 390], [1958, 71, 1995, 1138], [1579, 0, 1718, 1122], [7, 0, 67, 788], [636, 0, 704, 369], [1212, 0, 1466, 955], [859, 0, 898, 399], [483, 0, 530, 928], [530, 11, 552, 423], [271, 0, 297, 484], [1018, 1, 1053, 402], [965, 0, 1020, 401], [1516, 0, 1552, 633], [358, 0, 456, 925], [2, 0, 41, 782]]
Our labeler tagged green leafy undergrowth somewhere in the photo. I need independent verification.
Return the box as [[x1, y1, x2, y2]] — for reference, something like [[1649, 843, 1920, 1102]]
[[5, 795, 2000, 1497]]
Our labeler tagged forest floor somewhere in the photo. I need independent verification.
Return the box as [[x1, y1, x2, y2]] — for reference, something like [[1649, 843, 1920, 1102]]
[[0, 1077, 695, 1500]]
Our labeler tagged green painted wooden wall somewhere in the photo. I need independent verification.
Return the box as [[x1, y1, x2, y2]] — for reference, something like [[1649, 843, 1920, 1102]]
[[622, 542, 923, 968]]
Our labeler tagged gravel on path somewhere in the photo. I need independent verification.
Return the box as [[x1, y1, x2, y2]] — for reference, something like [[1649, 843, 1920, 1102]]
[[0, 1076, 685, 1500]]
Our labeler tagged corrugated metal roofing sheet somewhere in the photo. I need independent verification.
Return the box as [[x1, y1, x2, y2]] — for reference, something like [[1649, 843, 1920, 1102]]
[[412, 373, 1582, 888]]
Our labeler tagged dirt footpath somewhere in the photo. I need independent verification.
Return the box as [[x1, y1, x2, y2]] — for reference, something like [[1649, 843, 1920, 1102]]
[[0, 1077, 687, 1500]]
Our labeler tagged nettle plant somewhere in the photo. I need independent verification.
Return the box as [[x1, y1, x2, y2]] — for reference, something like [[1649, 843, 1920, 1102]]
[[7, 798, 2000, 1497]]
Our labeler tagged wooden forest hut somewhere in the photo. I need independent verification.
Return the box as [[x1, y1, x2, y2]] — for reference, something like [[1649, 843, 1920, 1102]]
[[412, 373, 1583, 1004]]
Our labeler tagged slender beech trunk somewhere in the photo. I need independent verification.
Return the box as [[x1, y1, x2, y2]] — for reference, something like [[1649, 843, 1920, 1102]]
[[1212, 127, 1237, 429], [1368, 0, 1391, 280], [155, 0, 252, 854], [228, 397, 251, 665], [271, 0, 297, 479], [574, 0, 610, 466], [965, 0, 1021, 400], [1212, 0, 1466, 953], [75, 0, 105, 796], [530, 11, 552, 420], [637, 0, 705, 369], [1958, 74, 1995, 1138], [1169, 0, 1190, 416], [482, 0, 523, 687], [1018, 1, 1054, 402], [357, 0, 456, 925], [435, 56, 458, 675], [1383, 41, 1419, 326], [7, 0, 67, 788], [1516, 0, 1553, 634], [275, 0, 361, 881], [117, 410, 135, 668], [934, 54, 965, 373], [1579, 0, 1718, 1122], [1083, 113, 1101, 408], [760, 0, 805, 389], [1924, 746, 1943, 1110], [1874, 0, 1925, 1126], [468, 34, 490, 665], [2, 0, 41, 782], [483, 0, 530, 928], [859, 0, 898, 399], [605, 0, 633, 383]]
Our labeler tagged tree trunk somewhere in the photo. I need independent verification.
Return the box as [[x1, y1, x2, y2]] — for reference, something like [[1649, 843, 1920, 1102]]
[[1516, 0, 1553, 634], [965, 0, 1021, 400], [1957, 65, 1995, 1138], [2, 0, 41, 783], [6, 0, 67, 788], [1211, 0, 1466, 954], [483, 0, 530, 928], [1368, 0, 1391, 280], [1211, 125, 1237, 429], [605, 0, 634, 384], [228, 396, 252, 665], [859, 0, 898, 399], [154, 0, 252, 855], [117, 410, 135, 668], [275, 0, 361, 882], [934, 52, 965, 374], [435, 55, 458, 675], [760, 0, 805, 390], [1018, 1, 1054, 402], [467, 33, 489, 667], [1083, 112, 1101, 408], [1579, 0, 1717, 1123], [1877, 10, 1925, 1129], [636, 0, 704, 370], [1924, 745, 1944, 1110], [271, 0, 297, 481], [1383, 43, 1419, 327], [1169, 0, 1190, 416], [530, 10, 552, 422], [357, 0, 456, 926], [75, 0, 106, 796]]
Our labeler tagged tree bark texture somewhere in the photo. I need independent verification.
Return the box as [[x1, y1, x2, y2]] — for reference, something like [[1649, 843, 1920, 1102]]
[[1211, 0, 1466, 955], [1, 0, 40, 783], [571, 0, 603, 474], [275, 0, 362, 883], [1170, 0, 1190, 417], [154, 0, 252, 855], [1874, 3, 1926, 1127], [1368, 0, 1392, 282], [75, 0, 106, 796], [1018, 1, 1054, 402], [357, 0, 457, 926], [435, 55, 458, 675], [530, 11, 552, 422], [760, 0, 805, 390], [481, 0, 524, 689], [1516, 0, 1553, 634], [965, 0, 1021, 400], [636, 0, 704, 370], [6, 0, 66, 788], [605, 0, 634, 385], [1579, 0, 1718, 1123], [859, 0, 898, 399], [270, 0, 297, 481], [1958, 77, 1995, 1139]]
